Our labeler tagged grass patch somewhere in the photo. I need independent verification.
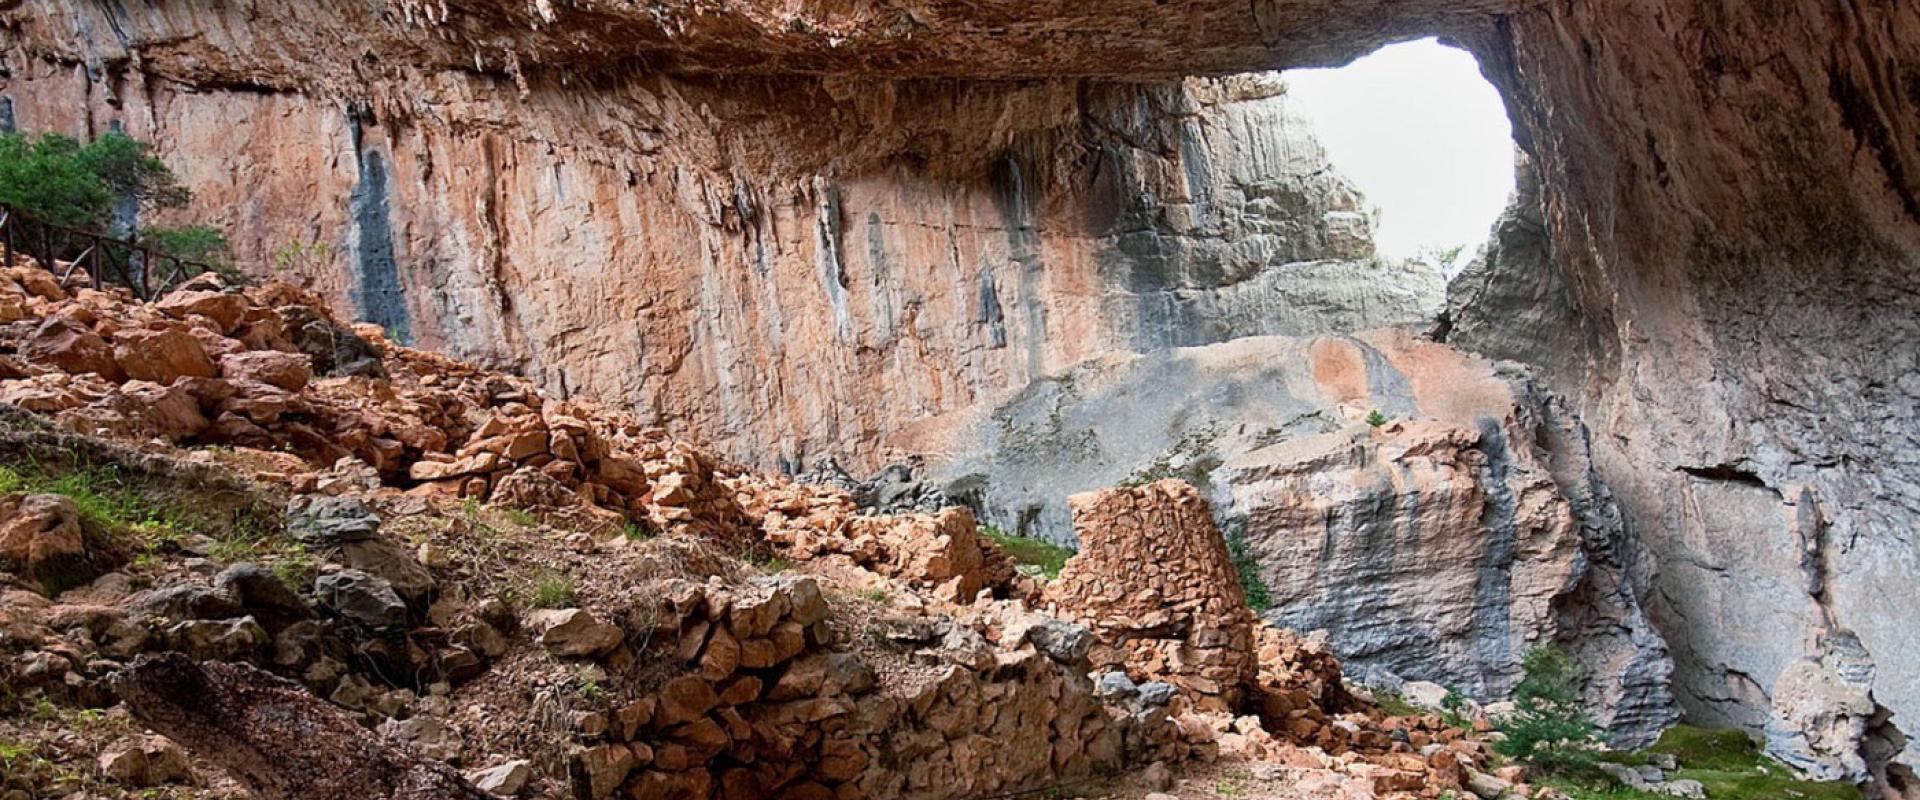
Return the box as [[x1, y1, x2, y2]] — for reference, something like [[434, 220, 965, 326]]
[[980, 524, 1074, 579], [0, 461, 188, 534], [531, 572, 577, 609], [624, 519, 653, 541], [859, 587, 893, 605], [1372, 690, 1427, 718], [1544, 725, 1862, 800]]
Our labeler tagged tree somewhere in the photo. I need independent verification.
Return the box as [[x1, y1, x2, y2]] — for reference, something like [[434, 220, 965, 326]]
[[0, 132, 187, 230], [1495, 646, 1601, 774]]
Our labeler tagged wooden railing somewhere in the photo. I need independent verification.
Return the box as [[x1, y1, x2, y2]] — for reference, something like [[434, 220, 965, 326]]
[[0, 202, 217, 300]]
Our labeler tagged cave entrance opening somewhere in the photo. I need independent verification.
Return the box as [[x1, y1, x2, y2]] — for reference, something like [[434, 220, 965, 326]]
[[1280, 37, 1517, 279]]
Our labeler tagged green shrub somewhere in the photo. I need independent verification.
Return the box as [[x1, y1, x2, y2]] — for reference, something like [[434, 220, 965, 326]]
[[1496, 646, 1601, 775], [1366, 409, 1389, 428], [1225, 524, 1274, 612], [0, 131, 187, 230], [145, 223, 242, 281]]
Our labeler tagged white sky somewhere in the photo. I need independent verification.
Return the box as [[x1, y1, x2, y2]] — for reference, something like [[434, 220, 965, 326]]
[[1282, 38, 1516, 268]]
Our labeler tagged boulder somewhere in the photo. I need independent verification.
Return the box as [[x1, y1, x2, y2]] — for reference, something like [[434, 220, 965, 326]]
[[1765, 631, 1882, 783], [465, 760, 532, 796], [287, 495, 382, 544], [313, 569, 408, 628], [168, 615, 268, 660], [378, 714, 463, 762], [23, 316, 121, 380], [1464, 769, 1512, 799], [97, 734, 194, 787], [113, 327, 219, 384], [220, 350, 313, 391], [0, 492, 118, 594], [215, 562, 313, 629], [528, 608, 623, 657], [573, 744, 635, 799], [156, 288, 249, 332]]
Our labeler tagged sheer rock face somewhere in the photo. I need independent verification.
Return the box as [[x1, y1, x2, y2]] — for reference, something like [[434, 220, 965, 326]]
[[903, 329, 1676, 746], [7, 0, 1920, 766], [1, 13, 1439, 472], [1447, 0, 1920, 766]]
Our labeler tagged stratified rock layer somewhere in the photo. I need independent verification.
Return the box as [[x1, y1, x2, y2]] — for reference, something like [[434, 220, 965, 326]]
[[907, 329, 1675, 746]]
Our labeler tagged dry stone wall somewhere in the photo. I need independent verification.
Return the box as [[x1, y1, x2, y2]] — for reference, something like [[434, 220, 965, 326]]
[[1044, 480, 1257, 711]]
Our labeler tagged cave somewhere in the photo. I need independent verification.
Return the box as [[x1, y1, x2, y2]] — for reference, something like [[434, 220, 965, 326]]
[[1, 0, 1916, 795]]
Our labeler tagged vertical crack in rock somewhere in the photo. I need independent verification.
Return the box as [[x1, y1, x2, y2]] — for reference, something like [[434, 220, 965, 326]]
[[1468, 416, 1521, 697], [991, 155, 1048, 379], [812, 178, 853, 343], [977, 256, 1008, 350]]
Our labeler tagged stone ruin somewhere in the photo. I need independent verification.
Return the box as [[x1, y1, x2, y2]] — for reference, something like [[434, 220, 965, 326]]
[[1044, 479, 1259, 710]]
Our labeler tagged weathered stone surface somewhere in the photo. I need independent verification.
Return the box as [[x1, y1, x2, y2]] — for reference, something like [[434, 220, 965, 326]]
[[22, 316, 120, 381], [313, 569, 408, 628], [908, 329, 1674, 745], [116, 653, 491, 799], [528, 608, 624, 658], [1045, 480, 1257, 710], [465, 759, 532, 797], [220, 350, 314, 392], [287, 495, 382, 544], [113, 327, 219, 384], [0, 492, 122, 594]]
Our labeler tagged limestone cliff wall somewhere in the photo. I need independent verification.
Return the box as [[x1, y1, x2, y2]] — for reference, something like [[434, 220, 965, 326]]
[[896, 329, 1676, 746], [0, 8, 1437, 474], [1449, 0, 1920, 763]]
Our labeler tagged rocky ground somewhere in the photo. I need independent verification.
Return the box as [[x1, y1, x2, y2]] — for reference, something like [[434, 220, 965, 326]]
[[0, 261, 1584, 800]]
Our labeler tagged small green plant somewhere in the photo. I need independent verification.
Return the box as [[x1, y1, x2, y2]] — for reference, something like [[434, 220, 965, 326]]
[[1496, 646, 1601, 776], [271, 542, 317, 588], [1367, 409, 1389, 428], [271, 238, 335, 274], [980, 524, 1074, 579], [575, 667, 606, 703], [1224, 523, 1273, 612], [1375, 691, 1423, 718], [500, 506, 539, 528], [1439, 685, 1473, 728], [531, 572, 577, 609], [860, 587, 893, 605], [623, 519, 653, 541]]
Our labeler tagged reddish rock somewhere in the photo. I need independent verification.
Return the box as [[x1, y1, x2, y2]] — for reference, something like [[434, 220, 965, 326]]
[[23, 316, 121, 381], [220, 350, 313, 391], [0, 493, 121, 594], [113, 327, 219, 384], [156, 288, 248, 333]]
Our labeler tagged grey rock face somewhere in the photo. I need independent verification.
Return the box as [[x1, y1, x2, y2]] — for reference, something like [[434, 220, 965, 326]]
[[214, 563, 312, 630], [1449, 147, 1920, 767], [1087, 76, 1446, 353], [1764, 630, 1911, 788], [313, 569, 407, 628], [287, 495, 382, 545], [905, 330, 1674, 745]]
